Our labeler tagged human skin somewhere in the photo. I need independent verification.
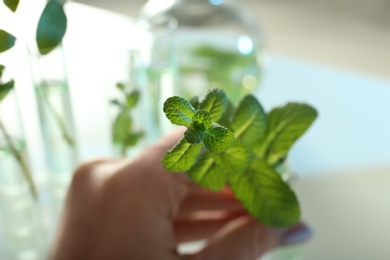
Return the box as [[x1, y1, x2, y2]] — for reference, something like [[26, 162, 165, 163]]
[[50, 129, 311, 260]]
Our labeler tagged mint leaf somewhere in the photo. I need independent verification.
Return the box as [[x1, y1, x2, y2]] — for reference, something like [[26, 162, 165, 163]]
[[213, 141, 252, 174], [110, 99, 121, 108], [126, 131, 144, 147], [185, 110, 212, 143], [116, 82, 125, 92], [163, 96, 196, 127], [189, 96, 199, 110], [0, 65, 4, 78], [229, 159, 300, 227], [4, 0, 19, 12], [126, 90, 140, 109], [217, 99, 234, 128], [199, 88, 227, 122], [203, 123, 235, 153], [113, 111, 132, 144], [0, 80, 14, 101], [162, 138, 202, 172], [184, 127, 205, 144], [0, 30, 16, 53], [36, 0, 67, 55], [188, 152, 227, 191], [192, 109, 212, 129], [230, 95, 267, 146], [257, 103, 317, 165]]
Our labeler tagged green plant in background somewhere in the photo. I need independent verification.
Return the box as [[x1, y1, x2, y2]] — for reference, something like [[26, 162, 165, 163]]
[[36, 0, 67, 55], [3, 0, 73, 147], [0, 0, 67, 54], [162, 88, 317, 227], [111, 83, 144, 156], [0, 65, 37, 199], [0, 0, 68, 199], [179, 46, 260, 102], [35, 0, 75, 147]]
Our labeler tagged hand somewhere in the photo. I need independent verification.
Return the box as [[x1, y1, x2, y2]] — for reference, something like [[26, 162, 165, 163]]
[[50, 129, 312, 260]]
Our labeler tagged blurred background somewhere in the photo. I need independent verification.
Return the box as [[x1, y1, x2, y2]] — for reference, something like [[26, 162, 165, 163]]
[[0, 0, 389, 259], [77, 0, 390, 77]]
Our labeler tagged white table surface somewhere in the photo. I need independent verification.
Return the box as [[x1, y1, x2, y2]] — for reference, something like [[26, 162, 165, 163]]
[[2, 2, 390, 259]]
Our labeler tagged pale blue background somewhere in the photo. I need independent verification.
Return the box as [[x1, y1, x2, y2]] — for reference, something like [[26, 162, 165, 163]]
[[258, 55, 390, 176]]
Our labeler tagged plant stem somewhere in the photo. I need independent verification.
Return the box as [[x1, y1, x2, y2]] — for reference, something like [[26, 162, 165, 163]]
[[34, 51, 75, 147], [40, 88, 75, 146], [0, 121, 38, 200], [120, 144, 127, 157]]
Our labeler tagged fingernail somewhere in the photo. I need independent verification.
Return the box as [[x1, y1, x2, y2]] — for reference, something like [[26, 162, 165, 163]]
[[280, 223, 313, 246]]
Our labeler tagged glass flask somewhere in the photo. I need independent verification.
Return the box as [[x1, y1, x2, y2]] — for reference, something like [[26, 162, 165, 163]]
[[28, 45, 78, 242], [28, 45, 78, 201], [137, 0, 268, 137], [0, 66, 45, 260]]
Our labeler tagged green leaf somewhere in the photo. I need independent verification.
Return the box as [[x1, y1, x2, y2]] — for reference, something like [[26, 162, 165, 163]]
[[0, 30, 16, 53], [230, 95, 267, 147], [162, 138, 202, 172], [3, 0, 19, 12], [110, 99, 121, 107], [203, 123, 235, 153], [184, 127, 205, 144], [0, 80, 14, 101], [217, 99, 234, 128], [188, 152, 227, 191], [0, 65, 5, 79], [192, 109, 212, 129], [112, 111, 132, 144], [163, 96, 196, 127], [258, 103, 318, 165], [116, 82, 125, 91], [126, 90, 140, 109], [229, 159, 300, 227], [36, 0, 67, 55], [185, 110, 212, 144], [189, 96, 199, 110], [213, 141, 252, 174], [126, 131, 144, 147], [199, 88, 227, 122]]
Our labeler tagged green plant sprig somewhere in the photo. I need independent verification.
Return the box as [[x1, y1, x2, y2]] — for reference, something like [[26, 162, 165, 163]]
[[111, 83, 144, 156], [179, 46, 260, 103], [162, 88, 317, 227]]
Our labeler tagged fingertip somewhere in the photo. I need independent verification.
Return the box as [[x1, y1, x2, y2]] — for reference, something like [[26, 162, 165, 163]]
[[154, 127, 186, 151], [139, 127, 186, 166], [187, 216, 281, 260], [280, 222, 313, 246]]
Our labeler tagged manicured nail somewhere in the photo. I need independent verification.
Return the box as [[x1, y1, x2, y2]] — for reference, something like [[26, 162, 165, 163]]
[[280, 222, 313, 246]]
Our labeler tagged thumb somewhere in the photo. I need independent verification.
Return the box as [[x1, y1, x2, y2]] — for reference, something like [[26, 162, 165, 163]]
[[187, 216, 312, 260]]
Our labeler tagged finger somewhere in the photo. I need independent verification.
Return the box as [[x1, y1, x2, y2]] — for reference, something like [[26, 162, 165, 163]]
[[147, 127, 186, 158], [70, 158, 126, 195], [131, 127, 186, 175], [174, 210, 249, 243], [106, 128, 190, 220], [176, 188, 243, 219], [187, 217, 312, 260]]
